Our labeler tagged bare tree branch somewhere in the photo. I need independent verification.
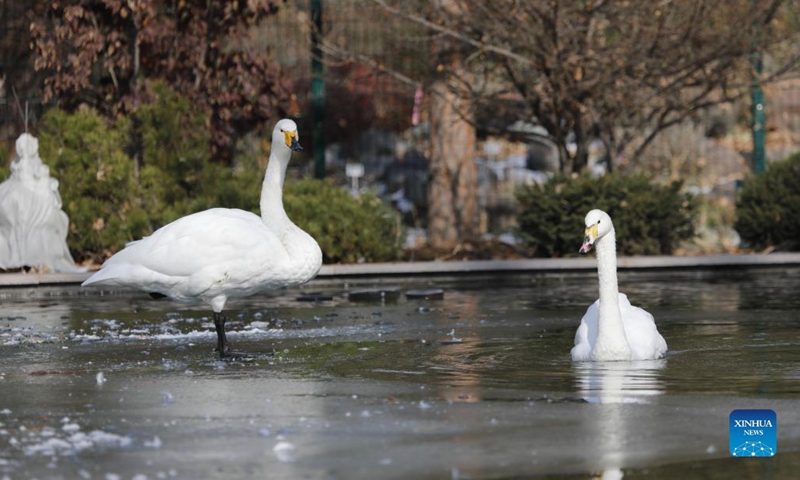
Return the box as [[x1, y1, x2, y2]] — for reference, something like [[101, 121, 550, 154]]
[[331, 0, 800, 173], [370, 0, 533, 65]]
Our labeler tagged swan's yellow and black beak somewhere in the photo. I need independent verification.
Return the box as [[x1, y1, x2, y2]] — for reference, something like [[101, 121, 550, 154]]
[[284, 131, 303, 151], [579, 224, 598, 255]]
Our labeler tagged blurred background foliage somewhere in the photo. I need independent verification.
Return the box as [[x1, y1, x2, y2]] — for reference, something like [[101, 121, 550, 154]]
[[2, 0, 800, 265], [516, 174, 697, 258], [26, 84, 401, 264], [736, 152, 800, 251], [37, 107, 142, 264], [285, 179, 402, 263]]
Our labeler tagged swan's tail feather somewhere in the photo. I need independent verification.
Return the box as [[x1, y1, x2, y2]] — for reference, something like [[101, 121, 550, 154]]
[[81, 264, 148, 287], [81, 266, 123, 287], [81, 264, 180, 303]]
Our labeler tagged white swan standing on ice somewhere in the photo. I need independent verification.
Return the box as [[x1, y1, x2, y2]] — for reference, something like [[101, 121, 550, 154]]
[[571, 209, 667, 362], [82, 119, 322, 358]]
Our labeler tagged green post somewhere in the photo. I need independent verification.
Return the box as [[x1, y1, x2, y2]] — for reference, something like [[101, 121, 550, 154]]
[[750, 0, 766, 175], [311, 0, 325, 179], [751, 51, 766, 175]]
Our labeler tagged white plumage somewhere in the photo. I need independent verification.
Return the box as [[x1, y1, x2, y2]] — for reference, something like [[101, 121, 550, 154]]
[[82, 119, 322, 357], [572, 210, 667, 362], [571, 293, 667, 362]]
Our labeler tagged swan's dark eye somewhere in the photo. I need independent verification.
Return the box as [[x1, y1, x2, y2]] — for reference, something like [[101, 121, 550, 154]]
[[597, 220, 601, 224]]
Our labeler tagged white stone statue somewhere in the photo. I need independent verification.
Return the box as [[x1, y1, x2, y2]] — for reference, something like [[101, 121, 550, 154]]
[[0, 133, 83, 272]]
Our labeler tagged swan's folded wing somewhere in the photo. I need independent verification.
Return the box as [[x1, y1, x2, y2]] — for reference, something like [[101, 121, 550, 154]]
[[84, 209, 287, 284], [571, 300, 599, 361], [619, 298, 668, 360]]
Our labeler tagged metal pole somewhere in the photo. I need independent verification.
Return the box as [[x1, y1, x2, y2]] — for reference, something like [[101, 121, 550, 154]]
[[752, 51, 766, 175], [751, 2, 766, 175], [311, 0, 326, 179]]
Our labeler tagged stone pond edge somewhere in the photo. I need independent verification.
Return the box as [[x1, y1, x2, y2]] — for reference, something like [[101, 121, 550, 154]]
[[3, 252, 800, 286]]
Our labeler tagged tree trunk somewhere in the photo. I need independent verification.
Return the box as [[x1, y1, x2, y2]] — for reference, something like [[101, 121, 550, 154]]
[[554, 115, 592, 174], [602, 133, 617, 173], [427, 81, 478, 248], [571, 141, 590, 174], [571, 118, 590, 173]]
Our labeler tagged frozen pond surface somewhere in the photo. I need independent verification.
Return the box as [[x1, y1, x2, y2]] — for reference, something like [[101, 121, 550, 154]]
[[1, 268, 800, 479]]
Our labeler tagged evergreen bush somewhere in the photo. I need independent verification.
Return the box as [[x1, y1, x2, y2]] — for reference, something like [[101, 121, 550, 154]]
[[285, 179, 402, 263], [35, 86, 264, 262], [0, 141, 9, 181], [38, 108, 147, 262], [735, 153, 800, 250], [516, 174, 696, 257], [32, 90, 400, 264]]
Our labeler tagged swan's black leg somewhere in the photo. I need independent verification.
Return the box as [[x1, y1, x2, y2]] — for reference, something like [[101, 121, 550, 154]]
[[213, 312, 228, 358], [213, 312, 272, 361]]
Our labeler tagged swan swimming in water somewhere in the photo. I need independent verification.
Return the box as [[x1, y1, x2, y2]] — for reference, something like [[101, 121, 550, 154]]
[[82, 119, 322, 358], [571, 209, 667, 362]]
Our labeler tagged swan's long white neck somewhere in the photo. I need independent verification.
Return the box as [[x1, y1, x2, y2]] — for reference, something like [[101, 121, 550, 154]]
[[258, 144, 322, 284], [260, 151, 291, 229], [593, 227, 631, 360]]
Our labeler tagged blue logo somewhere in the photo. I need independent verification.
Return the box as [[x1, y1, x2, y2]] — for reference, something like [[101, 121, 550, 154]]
[[729, 409, 777, 457]]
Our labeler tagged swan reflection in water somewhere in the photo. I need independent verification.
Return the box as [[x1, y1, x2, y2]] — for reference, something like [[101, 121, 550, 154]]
[[574, 360, 667, 479], [575, 359, 666, 404]]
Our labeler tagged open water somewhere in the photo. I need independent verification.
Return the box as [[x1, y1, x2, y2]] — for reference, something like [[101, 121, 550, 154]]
[[1, 268, 799, 479]]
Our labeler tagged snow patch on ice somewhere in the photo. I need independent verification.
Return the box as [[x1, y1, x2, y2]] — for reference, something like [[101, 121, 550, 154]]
[[23, 430, 132, 456], [62, 423, 81, 433], [272, 441, 297, 463], [69, 325, 367, 344], [144, 436, 163, 449], [1, 326, 57, 345]]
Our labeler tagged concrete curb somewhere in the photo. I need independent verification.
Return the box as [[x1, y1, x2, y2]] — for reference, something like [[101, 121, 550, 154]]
[[2, 252, 800, 287], [320, 252, 800, 277]]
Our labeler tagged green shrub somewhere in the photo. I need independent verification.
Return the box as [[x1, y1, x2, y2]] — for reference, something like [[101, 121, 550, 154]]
[[38, 108, 148, 262], [735, 153, 800, 250], [35, 85, 264, 262], [34, 99, 399, 264], [285, 179, 402, 263], [135, 82, 216, 227], [136, 83, 270, 220], [0, 140, 9, 182], [516, 174, 696, 257]]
